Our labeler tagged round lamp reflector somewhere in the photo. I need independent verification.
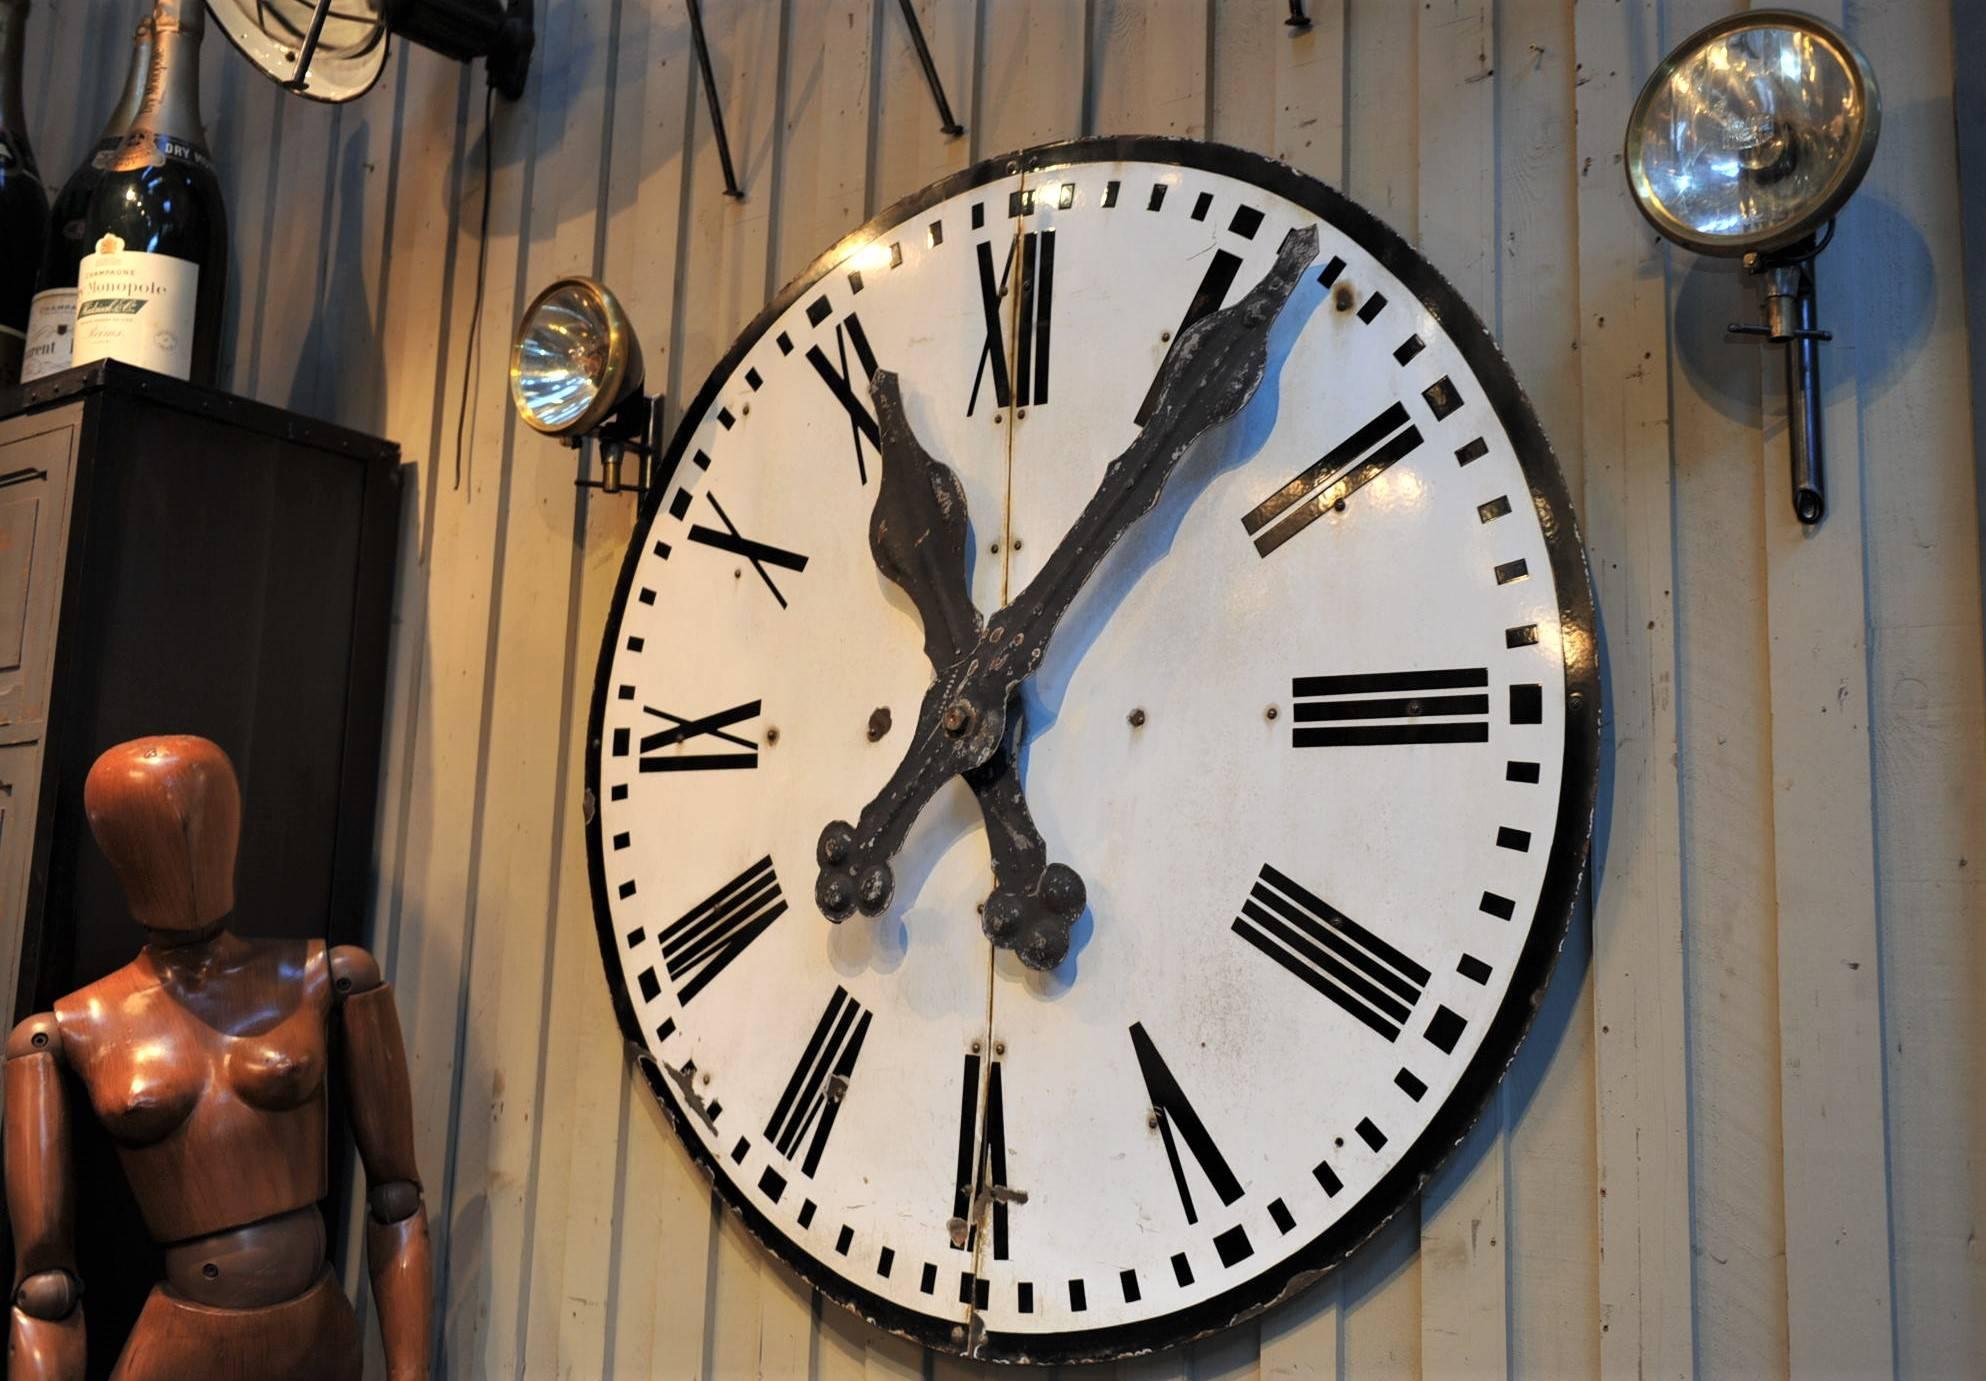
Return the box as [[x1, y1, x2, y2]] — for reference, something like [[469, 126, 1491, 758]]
[[1625, 10, 1878, 255], [510, 278, 642, 439]]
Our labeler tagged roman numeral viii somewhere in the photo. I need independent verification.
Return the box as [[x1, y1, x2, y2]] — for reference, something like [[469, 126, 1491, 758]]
[[657, 855, 786, 1003], [1232, 864, 1430, 1041], [766, 986, 872, 1177], [616, 699, 761, 771], [970, 230, 1056, 415], [1292, 667, 1490, 746], [1244, 402, 1424, 557], [1130, 1022, 1243, 1226]]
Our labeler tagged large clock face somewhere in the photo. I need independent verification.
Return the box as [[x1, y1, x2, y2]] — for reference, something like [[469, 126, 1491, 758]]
[[585, 138, 1598, 1363]]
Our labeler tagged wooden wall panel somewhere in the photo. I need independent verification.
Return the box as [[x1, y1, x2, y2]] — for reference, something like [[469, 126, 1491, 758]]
[[22, 2, 1983, 1377]]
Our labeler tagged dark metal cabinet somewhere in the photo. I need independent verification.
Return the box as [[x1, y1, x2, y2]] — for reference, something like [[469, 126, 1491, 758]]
[[0, 361, 401, 1376]]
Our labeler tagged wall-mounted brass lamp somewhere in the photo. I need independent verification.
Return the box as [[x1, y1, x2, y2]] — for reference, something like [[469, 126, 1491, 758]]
[[1625, 9, 1880, 526], [509, 277, 663, 498]]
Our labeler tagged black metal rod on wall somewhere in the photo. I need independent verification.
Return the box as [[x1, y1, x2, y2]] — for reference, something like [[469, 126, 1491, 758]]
[[685, 0, 744, 199], [896, 0, 964, 137]]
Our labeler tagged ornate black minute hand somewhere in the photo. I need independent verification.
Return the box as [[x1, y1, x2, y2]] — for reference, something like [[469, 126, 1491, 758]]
[[815, 226, 1317, 952]]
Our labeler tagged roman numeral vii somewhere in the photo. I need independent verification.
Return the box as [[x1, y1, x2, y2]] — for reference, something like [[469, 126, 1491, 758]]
[[657, 855, 786, 1003], [765, 986, 872, 1177]]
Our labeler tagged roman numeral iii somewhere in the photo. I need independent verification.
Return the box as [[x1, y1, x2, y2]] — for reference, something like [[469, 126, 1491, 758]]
[[1130, 1022, 1243, 1226], [1244, 403, 1424, 556], [1291, 667, 1490, 746], [1232, 864, 1430, 1041], [765, 985, 872, 1177], [658, 855, 786, 1003]]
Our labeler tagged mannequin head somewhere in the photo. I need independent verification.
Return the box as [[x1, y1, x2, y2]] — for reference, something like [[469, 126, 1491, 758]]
[[84, 735, 241, 933]]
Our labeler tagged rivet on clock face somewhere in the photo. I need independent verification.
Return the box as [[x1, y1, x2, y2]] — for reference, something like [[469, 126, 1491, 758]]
[[994, 1041, 1005, 1056], [1265, 705, 1279, 721], [1017, 409, 1027, 420], [1128, 707, 1147, 728], [1334, 283, 1355, 312], [1147, 1110, 1160, 1130], [765, 726, 780, 745], [1011, 538, 1023, 552], [1160, 329, 1172, 342], [971, 1040, 982, 1055], [990, 541, 1000, 554], [950, 1325, 967, 1345], [866, 707, 892, 742]]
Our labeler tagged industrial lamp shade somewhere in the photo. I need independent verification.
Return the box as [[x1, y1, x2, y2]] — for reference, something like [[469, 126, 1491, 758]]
[[510, 278, 646, 441], [1625, 10, 1879, 256], [207, 0, 533, 103]]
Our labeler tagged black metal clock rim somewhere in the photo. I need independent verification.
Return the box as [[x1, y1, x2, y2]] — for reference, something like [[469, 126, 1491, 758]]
[[583, 133, 1603, 1366]]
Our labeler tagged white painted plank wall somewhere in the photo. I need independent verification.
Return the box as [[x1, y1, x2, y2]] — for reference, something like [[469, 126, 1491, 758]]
[[21, 2, 1986, 1377]]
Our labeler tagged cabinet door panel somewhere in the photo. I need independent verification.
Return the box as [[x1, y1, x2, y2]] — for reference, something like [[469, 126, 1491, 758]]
[[0, 424, 78, 730]]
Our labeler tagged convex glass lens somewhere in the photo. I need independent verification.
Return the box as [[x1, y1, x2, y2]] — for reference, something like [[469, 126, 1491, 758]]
[[513, 284, 614, 433], [1633, 24, 1864, 246]]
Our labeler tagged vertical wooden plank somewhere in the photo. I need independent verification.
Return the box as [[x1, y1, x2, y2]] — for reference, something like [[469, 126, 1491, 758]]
[[1748, 0, 1896, 1370], [1488, 4, 1603, 1376], [1338, 1211, 1420, 1377], [1085, 0, 1210, 141], [1831, 0, 1982, 1373], [1413, 9, 1508, 1376], [1341, 0, 1415, 240], [1571, 3, 1696, 1376], [426, 0, 593, 1372], [971, 0, 1084, 158], [871, 0, 975, 211], [1633, 0, 1793, 1371], [773, 0, 875, 292]]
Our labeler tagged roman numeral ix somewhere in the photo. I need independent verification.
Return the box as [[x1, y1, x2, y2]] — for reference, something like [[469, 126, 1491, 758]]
[[1292, 667, 1490, 747], [766, 985, 872, 1177], [1244, 402, 1425, 557], [1233, 864, 1431, 1041], [806, 312, 880, 484], [969, 229, 1056, 416], [623, 699, 761, 771], [1130, 1022, 1243, 1226], [657, 855, 786, 1003]]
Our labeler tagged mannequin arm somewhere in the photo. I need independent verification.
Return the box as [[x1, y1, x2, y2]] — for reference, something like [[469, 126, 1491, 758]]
[[6, 1015, 83, 1381], [331, 947, 431, 1381]]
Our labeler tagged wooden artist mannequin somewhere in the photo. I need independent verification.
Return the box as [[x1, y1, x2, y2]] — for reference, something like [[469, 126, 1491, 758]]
[[5, 736, 431, 1380]]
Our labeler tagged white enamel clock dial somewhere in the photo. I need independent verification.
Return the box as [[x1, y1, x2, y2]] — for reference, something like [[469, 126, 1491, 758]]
[[586, 139, 1598, 1363]]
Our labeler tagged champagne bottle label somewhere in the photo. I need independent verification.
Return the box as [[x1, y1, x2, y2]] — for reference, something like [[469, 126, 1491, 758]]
[[108, 130, 214, 174], [73, 235, 200, 381], [19, 287, 76, 381]]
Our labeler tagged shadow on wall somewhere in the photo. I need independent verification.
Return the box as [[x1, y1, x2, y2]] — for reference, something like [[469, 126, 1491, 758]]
[[1670, 192, 1934, 429]]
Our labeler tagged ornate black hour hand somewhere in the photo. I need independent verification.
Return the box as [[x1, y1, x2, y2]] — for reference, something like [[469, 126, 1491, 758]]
[[965, 704, 1085, 971], [815, 375, 1082, 945], [817, 227, 1316, 946]]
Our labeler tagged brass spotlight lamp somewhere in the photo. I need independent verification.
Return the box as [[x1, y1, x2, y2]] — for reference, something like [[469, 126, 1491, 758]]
[[509, 278, 664, 497], [1625, 9, 1879, 526]]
